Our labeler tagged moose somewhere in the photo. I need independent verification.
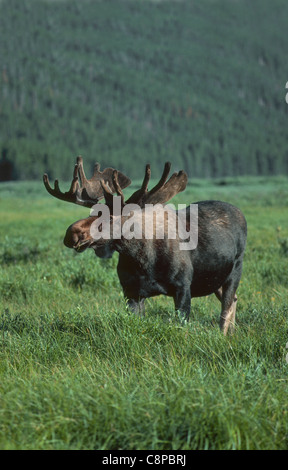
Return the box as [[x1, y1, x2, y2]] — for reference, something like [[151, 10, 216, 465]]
[[43, 157, 247, 335]]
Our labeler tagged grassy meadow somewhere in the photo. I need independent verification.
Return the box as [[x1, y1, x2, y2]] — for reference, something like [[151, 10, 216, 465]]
[[0, 176, 288, 450]]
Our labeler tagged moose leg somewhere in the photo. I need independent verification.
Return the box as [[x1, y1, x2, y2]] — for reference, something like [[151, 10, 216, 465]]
[[215, 285, 238, 335], [127, 298, 145, 317], [216, 256, 244, 335], [221, 291, 237, 336], [173, 288, 191, 322]]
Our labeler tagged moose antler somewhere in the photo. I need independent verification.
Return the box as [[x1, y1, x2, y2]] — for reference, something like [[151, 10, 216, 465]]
[[100, 162, 188, 211], [43, 156, 131, 208], [126, 162, 187, 206]]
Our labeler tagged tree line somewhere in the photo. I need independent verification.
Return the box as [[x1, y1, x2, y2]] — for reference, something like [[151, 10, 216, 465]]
[[0, 0, 288, 181]]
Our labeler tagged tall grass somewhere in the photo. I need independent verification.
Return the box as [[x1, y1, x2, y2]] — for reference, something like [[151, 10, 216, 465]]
[[0, 178, 288, 449], [1, 0, 288, 179]]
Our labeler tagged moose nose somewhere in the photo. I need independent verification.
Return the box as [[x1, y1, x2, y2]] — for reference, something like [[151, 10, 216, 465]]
[[63, 225, 76, 248]]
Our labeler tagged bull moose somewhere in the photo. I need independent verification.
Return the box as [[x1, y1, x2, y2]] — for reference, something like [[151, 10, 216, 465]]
[[43, 157, 247, 335]]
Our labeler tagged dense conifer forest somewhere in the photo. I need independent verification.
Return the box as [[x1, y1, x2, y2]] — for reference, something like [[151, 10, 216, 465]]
[[0, 0, 288, 181]]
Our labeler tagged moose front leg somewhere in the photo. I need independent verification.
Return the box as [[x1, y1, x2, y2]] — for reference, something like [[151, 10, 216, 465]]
[[173, 288, 191, 323], [126, 298, 145, 317]]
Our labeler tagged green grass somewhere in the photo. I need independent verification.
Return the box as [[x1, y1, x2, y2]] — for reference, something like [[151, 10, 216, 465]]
[[0, 177, 288, 450]]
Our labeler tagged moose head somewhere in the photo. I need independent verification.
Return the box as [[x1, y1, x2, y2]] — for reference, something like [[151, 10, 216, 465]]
[[44, 157, 188, 257]]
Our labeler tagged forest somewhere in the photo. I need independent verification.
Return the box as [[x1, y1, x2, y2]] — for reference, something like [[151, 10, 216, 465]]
[[0, 0, 288, 181]]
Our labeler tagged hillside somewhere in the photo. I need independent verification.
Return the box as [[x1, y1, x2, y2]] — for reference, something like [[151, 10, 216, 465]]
[[0, 0, 288, 181]]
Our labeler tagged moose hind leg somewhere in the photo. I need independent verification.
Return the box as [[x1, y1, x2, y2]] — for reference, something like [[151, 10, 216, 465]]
[[215, 283, 238, 335], [216, 257, 243, 335], [220, 292, 237, 335]]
